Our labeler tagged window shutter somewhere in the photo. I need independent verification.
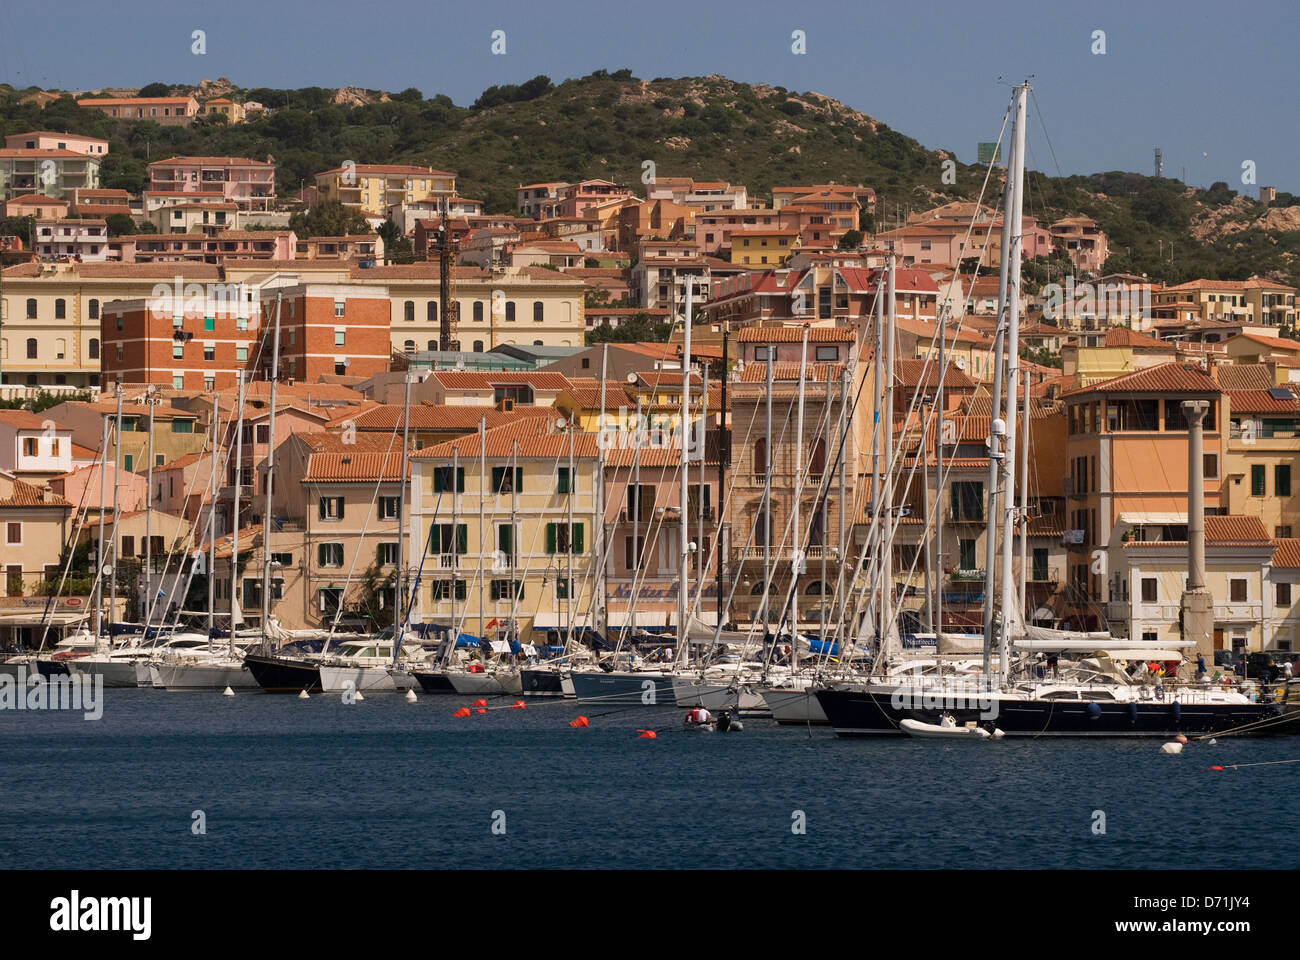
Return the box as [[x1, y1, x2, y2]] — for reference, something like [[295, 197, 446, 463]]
[[573, 523, 585, 554], [558, 467, 570, 494], [546, 522, 557, 554], [457, 524, 468, 554], [455, 580, 466, 601]]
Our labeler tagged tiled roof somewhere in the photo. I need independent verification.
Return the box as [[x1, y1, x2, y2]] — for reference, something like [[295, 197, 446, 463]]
[[1224, 389, 1300, 414], [1272, 538, 1300, 569], [0, 476, 70, 507], [736, 326, 857, 343], [1213, 364, 1275, 391], [1103, 327, 1173, 349], [1123, 515, 1271, 547], [324, 404, 548, 431], [0, 409, 64, 430], [895, 359, 977, 390], [429, 371, 572, 391], [737, 362, 846, 383], [1064, 362, 1220, 397], [318, 163, 453, 177], [1231, 331, 1300, 351], [414, 418, 599, 460], [303, 451, 407, 482], [149, 156, 273, 167]]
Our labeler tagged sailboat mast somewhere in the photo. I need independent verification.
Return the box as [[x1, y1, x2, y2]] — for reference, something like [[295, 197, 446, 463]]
[[820, 368, 832, 640], [565, 424, 574, 649], [230, 370, 244, 654], [94, 412, 108, 638], [479, 414, 486, 647], [207, 400, 218, 652], [997, 82, 1028, 685], [936, 308, 946, 637], [394, 370, 412, 659], [676, 284, 692, 668], [697, 364, 707, 623], [451, 447, 459, 650], [109, 382, 122, 635], [597, 343, 608, 638], [763, 351, 773, 633], [717, 331, 728, 627], [509, 440, 519, 646], [143, 386, 156, 626], [632, 395, 641, 640], [260, 293, 283, 644], [1019, 367, 1031, 623], [869, 275, 883, 638], [790, 325, 809, 667], [881, 250, 897, 643]]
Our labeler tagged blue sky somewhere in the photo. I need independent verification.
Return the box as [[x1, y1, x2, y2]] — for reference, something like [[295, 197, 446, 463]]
[[3, 0, 1297, 192]]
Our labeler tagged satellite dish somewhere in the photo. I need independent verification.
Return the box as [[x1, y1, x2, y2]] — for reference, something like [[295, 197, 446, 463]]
[[625, 373, 638, 384]]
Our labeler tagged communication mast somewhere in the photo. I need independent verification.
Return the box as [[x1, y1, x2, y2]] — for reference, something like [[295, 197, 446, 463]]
[[437, 194, 459, 350], [1153, 147, 1163, 179]]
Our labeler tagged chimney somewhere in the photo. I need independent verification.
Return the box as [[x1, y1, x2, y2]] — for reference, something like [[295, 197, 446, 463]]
[[1181, 399, 1213, 661], [42, 483, 52, 503]]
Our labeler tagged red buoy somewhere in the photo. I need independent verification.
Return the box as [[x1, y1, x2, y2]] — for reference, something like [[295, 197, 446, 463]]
[[569, 716, 589, 727], [475, 708, 487, 714], [1209, 765, 1225, 771], [452, 707, 471, 718], [473, 698, 487, 707], [511, 700, 526, 709], [638, 729, 657, 739]]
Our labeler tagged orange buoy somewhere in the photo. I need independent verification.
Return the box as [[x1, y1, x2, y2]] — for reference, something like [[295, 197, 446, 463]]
[[569, 716, 589, 728], [511, 700, 526, 709], [452, 707, 471, 718], [475, 708, 487, 714], [473, 698, 487, 707], [637, 729, 657, 739], [1209, 765, 1225, 771], [1175, 735, 1188, 744]]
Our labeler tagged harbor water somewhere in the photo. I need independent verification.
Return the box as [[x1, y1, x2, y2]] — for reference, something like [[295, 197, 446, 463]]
[[2, 689, 1296, 869]]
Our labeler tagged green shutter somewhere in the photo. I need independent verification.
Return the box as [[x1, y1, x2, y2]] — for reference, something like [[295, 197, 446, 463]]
[[457, 467, 465, 492], [558, 467, 570, 494], [455, 579, 466, 601], [573, 523, 585, 554], [498, 525, 512, 554], [456, 524, 468, 554], [433, 468, 444, 492], [1252, 464, 1266, 496], [491, 466, 504, 492], [429, 523, 442, 553], [546, 522, 557, 554]]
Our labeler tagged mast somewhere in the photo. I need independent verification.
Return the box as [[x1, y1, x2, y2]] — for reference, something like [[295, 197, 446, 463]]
[[207, 400, 218, 652], [881, 250, 897, 646], [478, 414, 486, 647], [834, 366, 850, 646], [565, 424, 574, 649], [676, 284, 692, 669], [451, 447, 459, 651], [597, 343, 609, 639], [260, 293, 283, 644], [697, 364, 707, 622], [921, 404, 934, 634], [936, 307, 946, 637], [997, 82, 1029, 685], [109, 382, 122, 635], [631, 395, 642, 640], [763, 349, 773, 634], [509, 440, 519, 647], [819, 368, 832, 641], [143, 385, 157, 627], [869, 276, 884, 639], [717, 330, 728, 627], [790, 325, 809, 668], [94, 412, 108, 639], [393, 370, 413, 663], [230, 370, 244, 655], [1018, 367, 1031, 623]]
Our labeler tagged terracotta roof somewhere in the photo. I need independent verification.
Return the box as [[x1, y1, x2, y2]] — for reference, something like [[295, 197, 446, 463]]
[[149, 156, 272, 168], [429, 371, 571, 391], [5, 194, 64, 205], [1272, 539, 1300, 569], [318, 163, 454, 177], [895, 359, 977, 390], [1103, 327, 1173, 350], [0, 409, 65, 430], [1123, 515, 1271, 547], [1231, 331, 1300, 351], [736, 362, 847, 383], [303, 451, 407, 482], [1225, 389, 1300, 414], [0, 475, 70, 507], [736, 326, 857, 343], [414, 418, 600, 461], [323, 404, 548, 431], [1065, 362, 1220, 397]]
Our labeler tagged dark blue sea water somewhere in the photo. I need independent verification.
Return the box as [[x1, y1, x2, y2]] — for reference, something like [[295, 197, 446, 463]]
[[2, 689, 1296, 869]]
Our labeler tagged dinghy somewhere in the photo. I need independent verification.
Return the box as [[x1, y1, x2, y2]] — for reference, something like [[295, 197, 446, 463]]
[[899, 714, 996, 739]]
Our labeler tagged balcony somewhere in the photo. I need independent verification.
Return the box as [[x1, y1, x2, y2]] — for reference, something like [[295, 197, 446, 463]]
[[948, 568, 986, 583]]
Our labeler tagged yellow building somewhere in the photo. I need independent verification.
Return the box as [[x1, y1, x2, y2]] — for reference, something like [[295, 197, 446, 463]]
[[314, 164, 456, 218], [730, 228, 799, 266], [1154, 278, 1297, 328], [1221, 386, 1300, 538], [408, 418, 600, 645], [199, 98, 246, 123]]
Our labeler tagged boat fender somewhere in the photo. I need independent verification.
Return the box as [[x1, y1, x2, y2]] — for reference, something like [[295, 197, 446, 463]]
[[1127, 702, 1138, 724], [1086, 702, 1102, 719], [475, 708, 486, 714], [354, 691, 364, 702], [298, 689, 309, 699], [222, 686, 235, 697], [1175, 734, 1188, 744], [405, 689, 417, 702], [1171, 701, 1181, 723], [1160, 741, 1184, 755]]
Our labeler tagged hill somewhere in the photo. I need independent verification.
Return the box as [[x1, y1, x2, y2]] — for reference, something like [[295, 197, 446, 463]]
[[2, 71, 1298, 288]]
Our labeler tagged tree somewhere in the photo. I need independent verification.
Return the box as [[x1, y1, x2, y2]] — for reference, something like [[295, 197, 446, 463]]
[[104, 213, 136, 237], [836, 229, 863, 250], [289, 201, 372, 238], [100, 153, 147, 194], [586, 313, 672, 344], [137, 82, 172, 99], [0, 215, 35, 248]]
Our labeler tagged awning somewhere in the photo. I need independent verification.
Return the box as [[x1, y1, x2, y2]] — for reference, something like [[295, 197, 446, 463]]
[[1118, 513, 1187, 525], [529, 613, 595, 629], [604, 611, 719, 628]]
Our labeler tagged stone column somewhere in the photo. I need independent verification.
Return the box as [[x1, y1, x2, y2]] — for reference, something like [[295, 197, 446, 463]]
[[1181, 400, 1213, 662]]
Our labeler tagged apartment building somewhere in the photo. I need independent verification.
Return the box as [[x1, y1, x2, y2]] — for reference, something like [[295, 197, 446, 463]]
[[42, 398, 206, 474], [1153, 278, 1298, 328], [198, 98, 246, 123], [0, 149, 101, 201], [0, 470, 72, 610], [1049, 216, 1110, 275], [631, 240, 710, 312], [33, 218, 109, 261], [0, 409, 74, 482], [314, 164, 456, 218], [4, 131, 108, 157], [1220, 384, 1300, 539], [517, 182, 567, 220], [77, 96, 200, 125], [408, 418, 600, 645], [146, 156, 276, 211]]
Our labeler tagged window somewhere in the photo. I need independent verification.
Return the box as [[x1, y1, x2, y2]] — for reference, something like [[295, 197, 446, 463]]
[[236, 346, 248, 362], [54, 299, 66, 319], [427, 301, 438, 324], [557, 467, 573, 494], [753, 437, 767, 476], [203, 344, 214, 361], [319, 587, 343, 614], [815, 346, 838, 362], [491, 466, 522, 494], [958, 538, 976, 570], [473, 340, 483, 353], [555, 577, 573, 600], [317, 543, 344, 567], [505, 301, 516, 323], [624, 535, 647, 570], [753, 509, 771, 547], [378, 496, 400, 520], [1277, 582, 1292, 606], [26, 338, 36, 359], [473, 301, 484, 323], [754, 346, 769, 361], [1277, 464, 1292, 497], [1230, 579, 1248, 603], [88, 299, 99, 320], [4, 522, 20, 545], [951, 482, 984, 522], [403, 301, 415, 323], [203, 316, 215, 332], [88, 337, 99, 359], [489, 579, 523, 601], [123, 454, 133, 472], [335, 301, 346, 318], [431, 466, 465, 493], [318, 496, 345, 520], [431, 579, 466, 601], [172, 343, 184, 359], [378, 542, 400, 565], [1251, 464, 1266, 496], [25, 299, 36, 319], [335, 329, 346, 346], [171, 419, 193, 434], [1277, 525, 1293, 538], [22, 437, 37, 457], [172, 375, 183, 390], [546, 522, 585, 554], [533, 301, 544, 323], [428, 523, 468, 555], [1141, 578, 1157, 603]]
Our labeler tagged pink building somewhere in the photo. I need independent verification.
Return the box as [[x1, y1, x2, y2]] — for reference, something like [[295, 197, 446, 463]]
[[558, 180, 634, 218], [4, 131, 108, 157], [77, 96, 200, 126], [146, 156, 276, 211]]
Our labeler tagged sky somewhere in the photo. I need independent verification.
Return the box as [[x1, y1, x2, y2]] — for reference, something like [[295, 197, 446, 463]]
[[2, 0, 1298, 192]]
